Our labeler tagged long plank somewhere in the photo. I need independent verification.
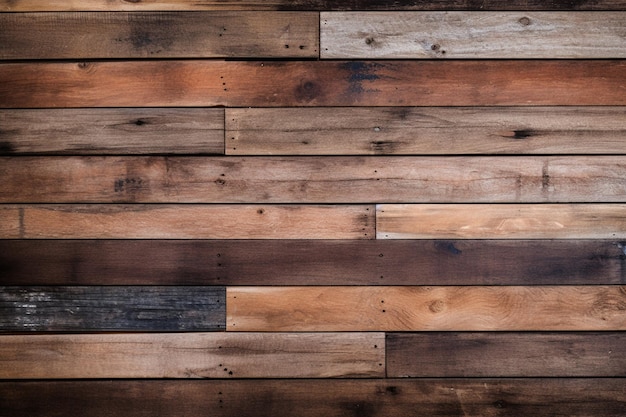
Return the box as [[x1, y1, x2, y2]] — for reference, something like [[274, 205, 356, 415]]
[[1, 205, 373, 239], [1, 239, 622, 285], [226, 286, 626, 331], [377, 204, 626, 239], [387, 332, 626, 377], [0, 286, 225, 332], [2, 156, 625, 203], [226, 107, 626, 155], [321, 12, 626, 59], [0, 332, 383, 378], [2, 60, 624, 108], [0, 12, 318, 59], [1, 379, 624, 417], [0, 109, 224, 155]]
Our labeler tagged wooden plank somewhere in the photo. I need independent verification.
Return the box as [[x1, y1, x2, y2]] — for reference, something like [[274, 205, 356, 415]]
[[0, 207, 20, 239], [4, 205, 373, 239], [0, 109, 224, 155], [321, 12, 626, 59], [226, 107, 626, 155], [226, 286, 626, 331], [2, 156, 625, 203], [0, 332, 383, 378], [387, 332, 626, 377], [377, 204, 626, 239], [0, 286, 225, 332], [1, 60, 624, 108], [2, 239, 623, 285], [0, 12, 318, 59]]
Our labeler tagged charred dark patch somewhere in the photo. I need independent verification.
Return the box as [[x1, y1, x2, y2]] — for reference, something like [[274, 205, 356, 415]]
[[133, 119, 148, 126], [341, 61, 382, 95], [435, 241, 462, 255], [385, 385, 400, 395], [512, 129, 535, 139], [0, 141, 16, 154], [370, 140, 396, 153], [295, 80, 321, 102], [114, 177, 144, 193]]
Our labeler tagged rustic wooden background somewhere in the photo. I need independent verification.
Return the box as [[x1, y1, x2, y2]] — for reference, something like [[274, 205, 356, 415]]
[[1, 1, 625, 415]]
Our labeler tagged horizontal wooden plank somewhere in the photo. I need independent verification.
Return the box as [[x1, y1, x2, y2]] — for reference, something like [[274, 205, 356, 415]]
[[0, 286, 224, 332], [377, 204, 626, 239], [0, 207, 20, 239], [387, 332, 626, 377], [0, 205, 373, 239], [1, 239, 622, 285], [1, 60, 624, 108], [0, 332, 383, 378], [321, 12, 626, 58], [0, 108, 224, 155], [227, 286, 626, 331], [2, 156, 625, 203], [226, 107, 626, 155]]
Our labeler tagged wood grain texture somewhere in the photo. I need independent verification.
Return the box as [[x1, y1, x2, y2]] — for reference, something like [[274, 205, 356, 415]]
[[321, 12, 626, 58], [387, 332, 626, 377], [0, 108, 224, 155], [0, 12, 318, 59], [377, 204, 626, 239], [2, 239, 623, 285], [0, 332, 383, 379], [0, 207, 20, 239], [0, 286, 225, 332], [226, 107, 626, 155], [227, 286, 626, 331], [3, 205, 373, 239], [1, 60, 624, 108]]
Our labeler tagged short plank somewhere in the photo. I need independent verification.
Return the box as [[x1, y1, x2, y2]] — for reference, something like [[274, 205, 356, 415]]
[[2, 239, 622, 285], [2, 156, 625, 203], [387, 332, 626, 377], [321, 12, 626, 59], [0, 286, 224, 332], [227, 286, 626, 331], [1, 60, 624, 108], [0, 207, 20, 238], [226, 107, 626, 155], [4, 205, 373, 239], [0, 12, 318, 59], [0, 108, 223, 155], [377, 204, 626, 239], [0, 332, 383, 378]]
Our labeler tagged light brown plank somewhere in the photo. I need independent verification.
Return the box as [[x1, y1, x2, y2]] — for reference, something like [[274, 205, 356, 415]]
[[227, 286, 626, 331], [377, 204, 626, 239], [226, 107, 626, 155], [0, 108, 223, 155], [0, 332, 384, 379], [0, 206, 20, 238], [1, 205, 373, 239], [321, 12, 626, 59], [2, 60, 624, 108]]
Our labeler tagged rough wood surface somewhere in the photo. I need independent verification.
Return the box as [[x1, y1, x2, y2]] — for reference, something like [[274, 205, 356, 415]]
[[226, 107, 626, 155], [0, 109, 224, 155], [0, 332, 383, 378], [387, 332, 626, 377], [2, 60, 624, 108], [0, 207, 20, 239], [0, 286, 225, 332], [321, 12, 626, 58], [377, 204, 626, 239]]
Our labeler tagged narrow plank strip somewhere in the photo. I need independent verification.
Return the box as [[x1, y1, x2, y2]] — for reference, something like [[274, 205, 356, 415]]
[[0, 207, 20, 238], [377, 204, 626, 239], [5, 205, 373, 239], [2, 240, 622, 285], [0, 109, 224, 155], [321, 12, 626, 59], [387, 332, 626, 377], [0, 286, 225, 332], [0, 332, 383, 378], [1, 60, 624, 108], [226, 107, 626, 155], [227, 286, 626, 331]]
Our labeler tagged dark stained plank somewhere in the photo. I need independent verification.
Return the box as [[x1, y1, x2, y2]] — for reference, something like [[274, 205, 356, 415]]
[[387, 332, 626, 377], [1, 60, 624, 108], [1, 239, 623, 285], [0, 286, 225, 332], [0, 12, 318, 59], [1, 379, 624, 417], [0, 108, 224, 155]]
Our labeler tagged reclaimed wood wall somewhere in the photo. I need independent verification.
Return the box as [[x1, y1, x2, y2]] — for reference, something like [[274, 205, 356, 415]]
[[1, 1, 625, 415]]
